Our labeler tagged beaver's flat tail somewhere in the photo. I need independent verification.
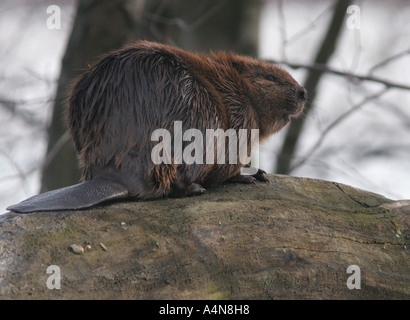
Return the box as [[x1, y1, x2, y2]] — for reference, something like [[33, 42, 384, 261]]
[[6, 178, 129, 213]]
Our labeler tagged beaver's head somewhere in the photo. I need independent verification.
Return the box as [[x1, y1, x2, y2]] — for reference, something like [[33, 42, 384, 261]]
[[229, 57, 307, 140]]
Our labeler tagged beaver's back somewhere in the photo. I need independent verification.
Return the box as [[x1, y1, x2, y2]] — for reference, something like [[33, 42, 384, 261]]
[[68, 43, 225, 180]]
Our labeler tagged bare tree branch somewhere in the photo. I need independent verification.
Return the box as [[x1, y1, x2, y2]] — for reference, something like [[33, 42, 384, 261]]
[[145, 0, 230, 32], [42, 130, 70, 170], [286, 3, 335, 46], [266, 60, 410, 91], [277, 0, 287, 61], [368, 47, 410, 75], [0, 131, 70, 186], [0, 97, 51, 127], [289, 88, 389, 173]]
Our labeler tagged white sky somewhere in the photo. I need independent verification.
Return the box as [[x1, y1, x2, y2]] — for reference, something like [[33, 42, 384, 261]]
[[1, 0, 409, 214]]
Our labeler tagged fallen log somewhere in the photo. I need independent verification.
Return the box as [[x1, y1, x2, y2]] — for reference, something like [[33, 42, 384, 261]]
[[0, 174, 409, 299]]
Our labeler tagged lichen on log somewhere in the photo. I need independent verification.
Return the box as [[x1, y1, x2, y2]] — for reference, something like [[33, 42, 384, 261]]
[[0, 175, 409, 299]]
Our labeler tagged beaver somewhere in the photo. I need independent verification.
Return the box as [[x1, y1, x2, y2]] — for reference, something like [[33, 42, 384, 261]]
[[7, 40, 307, 213]]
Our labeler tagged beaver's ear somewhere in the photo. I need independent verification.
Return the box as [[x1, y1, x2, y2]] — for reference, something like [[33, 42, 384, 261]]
[[230, 61, 244, 74]]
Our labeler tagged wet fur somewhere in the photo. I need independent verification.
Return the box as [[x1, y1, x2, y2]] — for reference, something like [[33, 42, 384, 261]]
[[67, 40, 306, 200]]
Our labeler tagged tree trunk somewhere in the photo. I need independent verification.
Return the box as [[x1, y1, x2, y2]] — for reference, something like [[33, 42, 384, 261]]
[[1, 175, 409, 299], [168, 0, 261, 56], [275, 0, 352, 174], [40, 0, 141, 192]]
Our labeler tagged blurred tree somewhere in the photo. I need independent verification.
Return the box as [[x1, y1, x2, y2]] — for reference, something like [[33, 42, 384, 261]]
[[41, 0, 262, 191], [275, 0, 352, 174], [146, 0, 261, 55], [41, 0, 141, 192]]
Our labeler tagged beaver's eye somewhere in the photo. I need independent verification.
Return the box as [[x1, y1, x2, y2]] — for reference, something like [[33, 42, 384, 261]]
[[266, 74, 277, 82]]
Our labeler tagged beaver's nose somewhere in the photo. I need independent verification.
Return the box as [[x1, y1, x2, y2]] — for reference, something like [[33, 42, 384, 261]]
[[298, 87, 308, 101]]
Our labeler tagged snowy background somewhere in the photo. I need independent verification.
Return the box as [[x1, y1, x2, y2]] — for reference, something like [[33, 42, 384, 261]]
[[1, 0, 409, 214]]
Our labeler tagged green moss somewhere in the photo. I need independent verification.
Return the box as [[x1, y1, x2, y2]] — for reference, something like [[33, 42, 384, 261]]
[[205, 283, 230, 300]]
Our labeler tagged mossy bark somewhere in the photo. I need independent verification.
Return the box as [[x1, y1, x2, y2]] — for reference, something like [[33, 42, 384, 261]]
[[1, 175, 409, 299]]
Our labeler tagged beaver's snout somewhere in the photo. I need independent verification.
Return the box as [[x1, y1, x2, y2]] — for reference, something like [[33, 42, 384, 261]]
[[286, 86, 307, 119], [297, 86, 308, 101]]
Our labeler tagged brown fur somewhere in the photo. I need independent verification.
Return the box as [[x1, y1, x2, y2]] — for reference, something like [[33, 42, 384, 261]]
[[67, 40, 307, 199]]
